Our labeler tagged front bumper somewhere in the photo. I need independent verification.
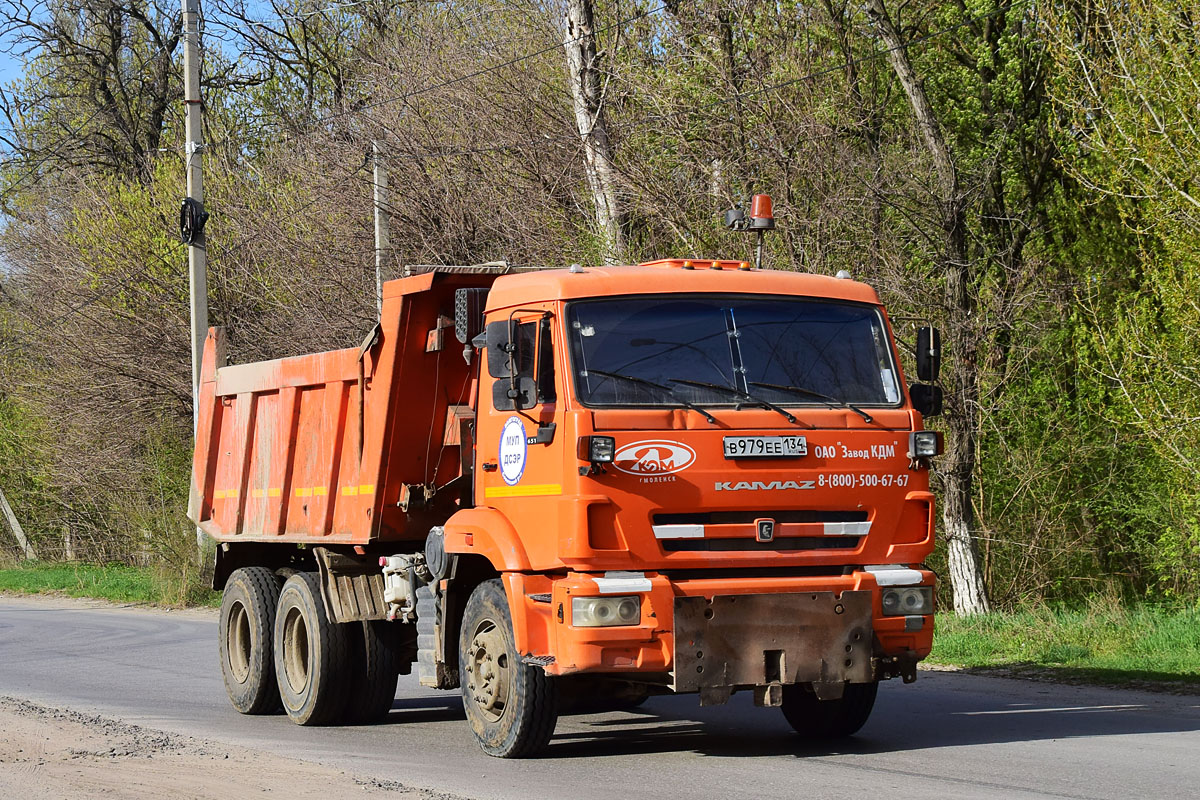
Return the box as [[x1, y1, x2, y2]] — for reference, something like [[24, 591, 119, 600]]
[[529, 569, 934, 686]]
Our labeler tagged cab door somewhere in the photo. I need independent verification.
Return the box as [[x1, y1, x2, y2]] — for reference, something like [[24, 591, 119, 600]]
[[476, 309, 565, 564]]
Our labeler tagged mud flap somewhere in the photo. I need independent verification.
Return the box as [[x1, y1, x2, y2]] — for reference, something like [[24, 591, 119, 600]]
[[673, 592, 874, 700]]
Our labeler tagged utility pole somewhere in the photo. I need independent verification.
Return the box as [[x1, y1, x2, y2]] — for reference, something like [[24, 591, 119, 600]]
[[373, 141, 388, 316], [183, 0, 208, 552], [0, 486, 35, 560]]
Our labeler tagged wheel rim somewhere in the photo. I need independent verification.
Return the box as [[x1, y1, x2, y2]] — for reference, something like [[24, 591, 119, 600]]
[[227, 601, 252, 683], [282, 604, 310, 695], [465, 619, 511, 723]]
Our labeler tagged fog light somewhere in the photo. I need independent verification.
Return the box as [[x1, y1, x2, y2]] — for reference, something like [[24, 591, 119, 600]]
[[578, 435, 615, 463], [881, 587, 933, 616], [572, 595, 641, 627], [908, 431, 943, 458]]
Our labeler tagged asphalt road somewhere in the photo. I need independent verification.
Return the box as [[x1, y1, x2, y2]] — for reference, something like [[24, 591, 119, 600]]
[[2, 596, 1198, 799]]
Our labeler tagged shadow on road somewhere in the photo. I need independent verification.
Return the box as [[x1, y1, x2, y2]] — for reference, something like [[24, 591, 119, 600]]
[[368, 695, 466, 726], [358, 672, 1200, 760], [529, 673, 1200, 760]]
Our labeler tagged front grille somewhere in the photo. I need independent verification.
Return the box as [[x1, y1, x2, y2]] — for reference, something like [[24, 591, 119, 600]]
[[661, 536, 861, 552], [663, 566, 853, 581], [654, 510, 867, 526]]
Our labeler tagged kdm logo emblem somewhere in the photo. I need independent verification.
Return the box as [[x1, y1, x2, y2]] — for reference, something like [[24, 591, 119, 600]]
[[612, 440, 696, 476]]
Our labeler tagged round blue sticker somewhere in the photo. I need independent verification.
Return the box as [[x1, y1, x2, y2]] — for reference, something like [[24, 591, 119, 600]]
[[499, 416, 527, 486]]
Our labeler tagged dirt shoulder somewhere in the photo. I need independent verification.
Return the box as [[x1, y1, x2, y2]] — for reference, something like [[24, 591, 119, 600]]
[[0, 696, 460, 800]]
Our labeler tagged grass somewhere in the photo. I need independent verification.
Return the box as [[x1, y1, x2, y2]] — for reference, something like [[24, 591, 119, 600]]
[[929, 605, 1200, 689], [0, 561, 220, 607]]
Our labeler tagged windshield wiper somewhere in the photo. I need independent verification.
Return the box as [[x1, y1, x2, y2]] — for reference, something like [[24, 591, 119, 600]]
[[585, 369, 718, 424], [667, 378, 799, 425], [748, 381, 874, 423]]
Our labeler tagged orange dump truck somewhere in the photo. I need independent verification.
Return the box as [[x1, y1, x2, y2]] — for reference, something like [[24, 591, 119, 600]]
[[191, 259, 944, 757]]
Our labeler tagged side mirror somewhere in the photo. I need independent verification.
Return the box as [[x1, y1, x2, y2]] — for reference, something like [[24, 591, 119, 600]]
[[916, 326, 941, 382], [485, 320, 516, 379], [493, 375, 536, 411], [454, 288, 489, 345], [909, 383, 943, 418]]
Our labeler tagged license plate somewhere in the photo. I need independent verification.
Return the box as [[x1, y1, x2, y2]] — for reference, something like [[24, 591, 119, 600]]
[[722, 435, 808, 459]]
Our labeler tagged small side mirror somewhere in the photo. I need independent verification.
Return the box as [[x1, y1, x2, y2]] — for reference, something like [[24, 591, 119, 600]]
[[909, 383, 943, 418], [485, 320, 515, 379], [454, 288, 489, 345], [492, 375, 536, 411], [916, 326, 941, 382]]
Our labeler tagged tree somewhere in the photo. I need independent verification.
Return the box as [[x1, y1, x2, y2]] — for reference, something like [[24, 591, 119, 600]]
[[1045, 0, 1200, 594], [0, 0, 182, 184], [564, 0, 626, 263]]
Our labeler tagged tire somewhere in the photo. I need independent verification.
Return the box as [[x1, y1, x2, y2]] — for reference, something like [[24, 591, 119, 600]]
[[273, 571, 354, 726], [459, 579, 558, 757], [218, 567, 282, 715], [781, 681, 879, 739], [344, 620, 404, 723]]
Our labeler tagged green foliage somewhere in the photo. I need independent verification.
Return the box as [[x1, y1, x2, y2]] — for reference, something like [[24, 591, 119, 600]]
[[0, 561, 219, 607], [931, 605, 1200, 684], [0, 393, 55, 558]]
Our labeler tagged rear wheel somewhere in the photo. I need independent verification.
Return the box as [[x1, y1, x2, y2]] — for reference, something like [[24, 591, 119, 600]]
[[781, 681, 878, 739], [274, 572, 353, 725], [218, 567, 282, 714], [344, 620, 404, 723], [459, 579, 557, 757]]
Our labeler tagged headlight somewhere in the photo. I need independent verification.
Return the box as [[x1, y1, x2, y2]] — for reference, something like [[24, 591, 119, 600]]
[[578, 436, 615, 463], [881, 587, 933, 616], [908, 431, 943, 458], [572, 595, 641, 627]]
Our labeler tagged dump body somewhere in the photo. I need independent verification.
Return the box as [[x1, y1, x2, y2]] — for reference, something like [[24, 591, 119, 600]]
[[190, 269, 489, 544]]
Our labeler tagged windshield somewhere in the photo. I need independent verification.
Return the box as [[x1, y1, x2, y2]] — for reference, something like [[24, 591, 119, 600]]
[[568, 295, 902, 407]]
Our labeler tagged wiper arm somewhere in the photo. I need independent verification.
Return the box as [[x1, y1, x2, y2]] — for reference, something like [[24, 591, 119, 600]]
[[585, 369, 718, 424], [748, 381, 874, 423], [668, 378, 799, 425]]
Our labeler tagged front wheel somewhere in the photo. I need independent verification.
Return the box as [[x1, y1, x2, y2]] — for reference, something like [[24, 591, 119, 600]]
[[781, 681, 878, 739], [459, 579, 558, 757]]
